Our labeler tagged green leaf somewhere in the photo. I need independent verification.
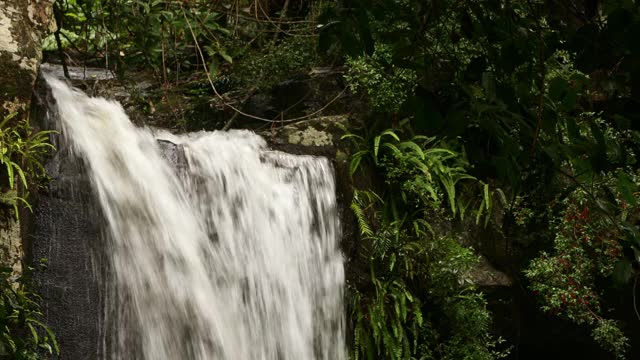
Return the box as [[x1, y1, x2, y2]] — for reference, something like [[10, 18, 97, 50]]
[[15, 196, 32, 213], [560, 88, 579, 111], [373, 130, 399, 163], [476, 198, 485, 225], [12, 162, 27, 189], [481, 71, 497, 101], [496, 188, 508, 206], [350, 155, 363, 176], [566, 117, 584, 144], [612, 259, 633, 285], [5, 161, 14, 189], [381, 143, 402, 158], [548, 77, 569, 102], [398, 141, 424, 159], [380, 130, 400, 142], [341, 132, 365, 142], [29, 319, 59, 354], [0, 113, 17, 128], [373, 136, 381, 164], [483, 183, 492, 227], [408, 157, 430, 176], [616, 171, 637, 206], [27, 323, 38, 345], [219, 51, 233, 64]]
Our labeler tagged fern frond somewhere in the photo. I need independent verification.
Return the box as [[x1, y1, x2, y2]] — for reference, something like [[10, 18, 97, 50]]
[[476, 196, 486, 225], [350, 150, 369, 176], [374, 130, 400, 163], [352, 201, 373, 237], [398, 141, 425, 160]]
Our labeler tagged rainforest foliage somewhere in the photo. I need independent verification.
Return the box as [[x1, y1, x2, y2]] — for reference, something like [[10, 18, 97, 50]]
[[31, 0, 640, 358], [0, 265, 59, 360], [0, 112, 57, 359]]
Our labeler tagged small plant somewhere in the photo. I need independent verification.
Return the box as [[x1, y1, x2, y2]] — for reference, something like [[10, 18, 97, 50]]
[[0, 112, 58, 359], [0, 112, 55, 218], [344, 44, 417, 114], [346, 127, 508, 359], [49, 0, 234, 77], [592, 319, 629, 359], [350, 276, 422, 360], [0, 265, 59, 359], [344, 126, 498, 226], [235, 35, 318, 90], [525, 182, 639, 359]]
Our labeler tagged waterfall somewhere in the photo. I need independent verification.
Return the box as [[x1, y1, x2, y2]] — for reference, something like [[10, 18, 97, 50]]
[[45, 76, 345, 360]]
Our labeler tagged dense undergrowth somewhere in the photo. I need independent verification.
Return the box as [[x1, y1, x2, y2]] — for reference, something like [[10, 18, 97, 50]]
[[15, 0, 640, 358], [319, 0, 640, 358], [0, 112, 58, 358], [344, 124, 508, 359]]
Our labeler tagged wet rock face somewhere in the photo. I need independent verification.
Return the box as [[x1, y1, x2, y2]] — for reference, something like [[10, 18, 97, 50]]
[[0, 0, 54, 119], [27, 83, 190, 359], [28, 148, 105, 360], [26, 81, 105, 359], [28, 138, 189, 359]]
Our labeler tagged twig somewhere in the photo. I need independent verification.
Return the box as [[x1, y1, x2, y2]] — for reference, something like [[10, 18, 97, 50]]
[[254, 0, 259, 20], [222, 87, 256, 130], [222, 11, 311, 24], [234, 0, 240, 36], [59, 31, 84, 54], [258, 0, 314, 38], [271, 0, 291, 45]]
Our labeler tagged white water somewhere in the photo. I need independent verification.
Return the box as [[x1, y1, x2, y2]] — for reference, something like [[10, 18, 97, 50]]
[[45, 76, 345, 360]]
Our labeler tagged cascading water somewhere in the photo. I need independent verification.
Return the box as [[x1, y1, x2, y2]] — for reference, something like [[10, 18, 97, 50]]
[[45, 76, 345, 360]]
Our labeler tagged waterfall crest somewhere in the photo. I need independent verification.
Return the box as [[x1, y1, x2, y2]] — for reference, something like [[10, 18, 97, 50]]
[[45, 76, 345, 360]]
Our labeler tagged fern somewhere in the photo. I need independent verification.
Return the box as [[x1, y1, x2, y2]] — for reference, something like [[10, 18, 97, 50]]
[[344, 126, 505, 360], [351, 189, 383, 237], [0, 112, 55, 218], [473, 182, 508, 227], [373, 129, 400, 164], [351, 276, 424, 360]]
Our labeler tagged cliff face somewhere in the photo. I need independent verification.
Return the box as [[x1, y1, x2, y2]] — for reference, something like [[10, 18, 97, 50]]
[[0, 0, 54, 119], [0, 0, 54, 275]]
